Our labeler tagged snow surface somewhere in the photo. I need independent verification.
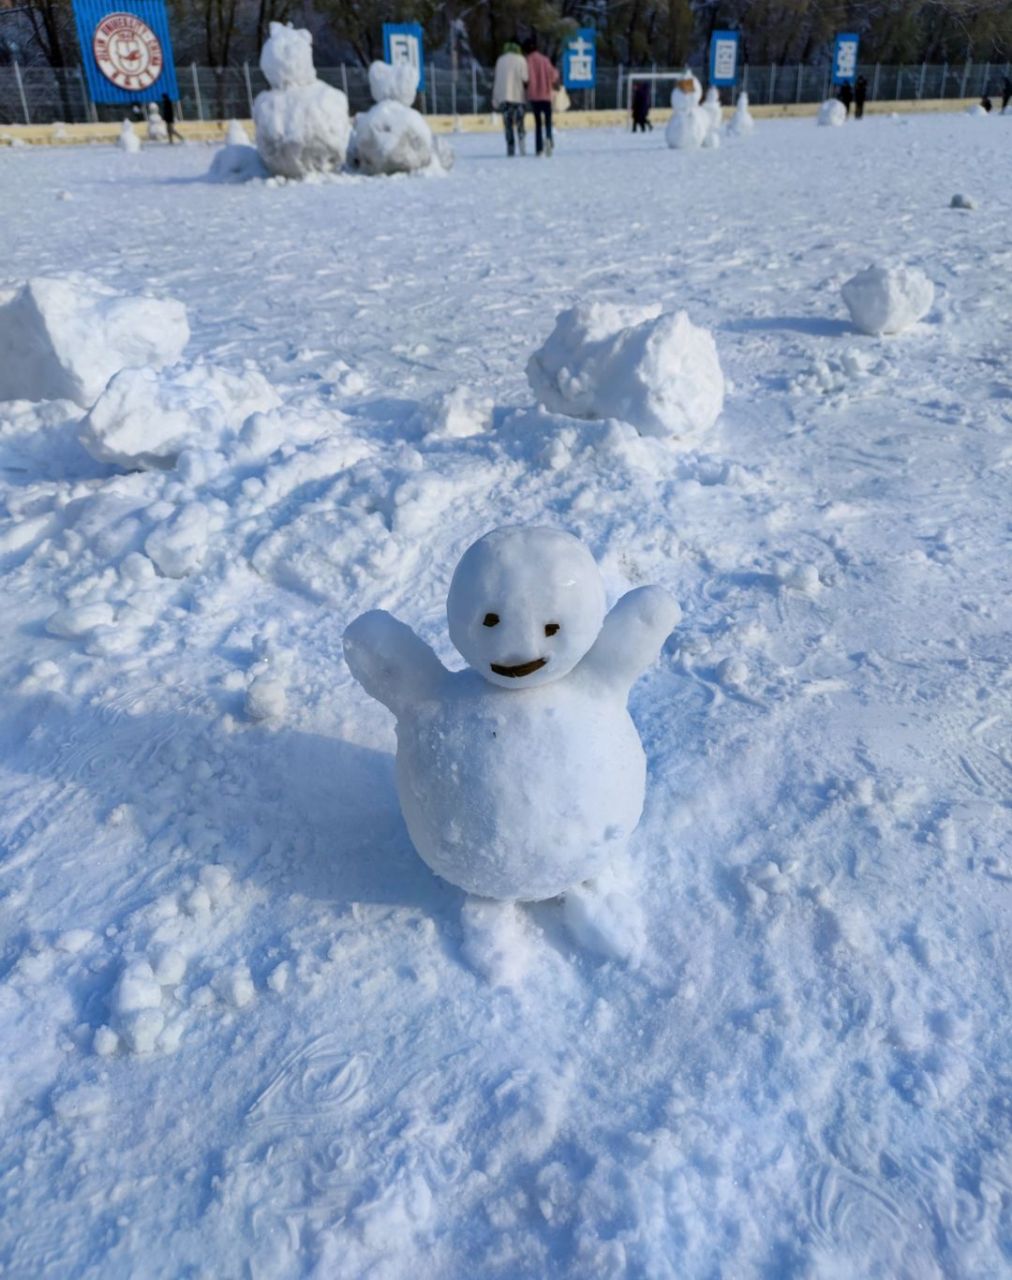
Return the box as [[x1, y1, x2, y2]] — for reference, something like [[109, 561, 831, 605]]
[[1, 113, 1011, 1278]]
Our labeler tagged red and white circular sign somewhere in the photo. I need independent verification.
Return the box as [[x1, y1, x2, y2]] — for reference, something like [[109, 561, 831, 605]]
[[93, 12, 164, 91]]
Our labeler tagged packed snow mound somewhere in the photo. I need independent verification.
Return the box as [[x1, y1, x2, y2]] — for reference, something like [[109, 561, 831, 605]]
[[260, 22, 315, 90], [253, 81, 351, 179], [368, 59, 419, 106], [727, 91, 754, 136], [841, 264, 935, 335], [146, 104, 167, 142], [117, 120, 140, 152], [0, 276, 189, 408], [818, 99, 847, 127], [225, 118, 251, 146], [207, 143, 269, 183], [80, 360, 281, 469], [349, 99, 442, 176], [526, 301, 724, 442], [344, 527, 679, 899]]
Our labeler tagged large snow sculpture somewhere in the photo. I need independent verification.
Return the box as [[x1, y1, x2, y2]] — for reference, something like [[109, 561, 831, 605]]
[[841, 264, 934, 335], [349, 59, 452, 176], [665, 73, 708, 150], [726, 91, 754, 136], [344, 526, 679, 901], [252, 23, 351, 179], [526, 301, 724, 442]]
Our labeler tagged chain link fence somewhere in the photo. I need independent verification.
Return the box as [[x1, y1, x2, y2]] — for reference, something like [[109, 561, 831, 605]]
[[1, 60, 1008, 127]]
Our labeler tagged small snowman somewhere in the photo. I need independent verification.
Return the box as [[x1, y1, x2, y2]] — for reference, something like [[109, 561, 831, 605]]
[[146, 102, 168, 142], [726, 90, 754, 137], [344, 527, 679, 902], [117, 119, 140, 153], [665, 73, 709, 151]]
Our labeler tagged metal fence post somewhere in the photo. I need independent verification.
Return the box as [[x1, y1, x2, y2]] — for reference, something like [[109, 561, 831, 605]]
[[896, 65, 902, 100], [981, 61, 990, 94], [795, 63, 802, 102], [13, 60, 30, 123], [191, 62, 204, 119], [340, 63, 348, 101], [76, 66, 90, 122], [959, 60, 969, 98], [471, 61, 477, 113], [768, 63, 775, 105], [872, 63, 880, 100], [243, 61, 254, 114], [742, 63, 748, 96], [940, 61, 947, 97], [917, 61, 926, 98], [617, 63, 622, 109]]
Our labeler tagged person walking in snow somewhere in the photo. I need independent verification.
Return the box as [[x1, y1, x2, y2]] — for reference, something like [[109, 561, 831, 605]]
[[631, 80, 652, 131], [161, 93, 182, 145], [522, 35, 559, 156], [492, 41, 529, 156], [854, 75, 867, 119], [838, 80, 853, 117], [1002, 76, 1012, 113]]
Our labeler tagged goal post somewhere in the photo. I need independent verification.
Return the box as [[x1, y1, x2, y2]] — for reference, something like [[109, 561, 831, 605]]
[[625, 69, 701, 127]]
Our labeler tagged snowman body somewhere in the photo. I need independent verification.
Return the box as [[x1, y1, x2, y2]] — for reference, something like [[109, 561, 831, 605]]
[[344, 527, 679, 901], [396, 664, 645, 901]]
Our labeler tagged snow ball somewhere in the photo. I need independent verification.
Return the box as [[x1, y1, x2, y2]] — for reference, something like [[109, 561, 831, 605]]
[[0, 276, 189, 409], [113, 961, 163, 1015], [841, 264, 934, 336], [152, 948, 186, 986], [426, 385, 492, 439], [817, 99, 847, 127], [715, 656, 748, 689], [207, 143, 268, 184], [949, 193, 976, 210], [93, 1026, 119, 1057], [226, 118, 250, 146], [245, 674, 286, 721], [46, 603, 115, 638], [785, 563, 821, 594], [81, 360, 280, 470], [267, 961, 289, 993], [368, 59, 419, 106], [215, 964, 255, 1008], [526, 301, 724, 443], [350, 100, 436, 176], [260, 22, 315, 90], [144, 502, 213, 578], [117, 120, 140, 152]]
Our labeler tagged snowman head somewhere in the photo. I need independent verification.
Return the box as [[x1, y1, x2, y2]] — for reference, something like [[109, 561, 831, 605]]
[[447, 527, 606, 690]]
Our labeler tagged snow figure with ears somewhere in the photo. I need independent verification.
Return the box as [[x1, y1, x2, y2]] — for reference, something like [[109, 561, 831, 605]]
[[344, 527, 679, 902], [665, 73, 709, 150], [252, 23, 351, 179], [349, 59, 453, 175]]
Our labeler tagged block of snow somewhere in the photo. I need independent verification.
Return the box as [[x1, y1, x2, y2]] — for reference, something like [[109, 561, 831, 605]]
[[0, 276, 189, 409], [818, 99, 847, 127], [81, 360, 280, 469], [526, 302, 724, 442], [841, 264, 934, 336], [260, 22, 315, 90], [208, 143, 268, 183], [426, 385, 492, 439], [245, 674, 286, 721], [117, 120, 140, 152], [350, 100, 438, 176], [965, 104, 987, 118], [368, 59, 419, 107]]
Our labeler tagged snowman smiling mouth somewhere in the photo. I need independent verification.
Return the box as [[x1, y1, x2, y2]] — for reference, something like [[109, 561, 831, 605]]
[[490, 658, 547, 678]]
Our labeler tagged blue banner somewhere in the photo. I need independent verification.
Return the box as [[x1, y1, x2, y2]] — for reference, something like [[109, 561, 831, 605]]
[[383, 22, 425, 93], [709, 31, 739, 87], [832, 33, 860, 84], [73, 0, 178, 104], [563, 29, 596, 90]]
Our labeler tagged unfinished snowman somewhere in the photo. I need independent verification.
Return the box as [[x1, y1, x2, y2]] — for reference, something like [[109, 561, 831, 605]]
[[344, 526, 679, 902]]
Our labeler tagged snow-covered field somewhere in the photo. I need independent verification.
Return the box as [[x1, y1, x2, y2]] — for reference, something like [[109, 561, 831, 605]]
[[1, 114, 1010, 1278]]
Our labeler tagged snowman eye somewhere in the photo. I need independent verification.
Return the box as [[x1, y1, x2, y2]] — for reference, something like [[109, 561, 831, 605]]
[[544, 623, 560, 637], [483, 613, 500, 627]]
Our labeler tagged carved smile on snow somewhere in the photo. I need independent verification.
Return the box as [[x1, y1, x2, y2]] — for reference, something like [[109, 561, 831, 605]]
[[490, 658, 548, 679]]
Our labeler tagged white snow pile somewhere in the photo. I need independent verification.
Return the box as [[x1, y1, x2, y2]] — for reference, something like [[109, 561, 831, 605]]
[[207, 142, 269, 183], [252, 23, 351, 180], [841, 263, 935, 335], [81, 360, 281, 469], [526, 300, 724, 442], [226, 118, 251, 146], [425, 384, 493, 439], [966, 103, 987, 118], [117, 120, 140, 152], [665, 73, 710, 150], [726, 90, 754, 136], [349, 60, 453, 176], [0, 276, 189, 408], [818, 98, 847, 127], [146, 103, 167, 142]]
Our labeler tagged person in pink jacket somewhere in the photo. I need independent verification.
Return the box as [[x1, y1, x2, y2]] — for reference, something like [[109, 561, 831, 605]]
[[523, 35, 560, 157]]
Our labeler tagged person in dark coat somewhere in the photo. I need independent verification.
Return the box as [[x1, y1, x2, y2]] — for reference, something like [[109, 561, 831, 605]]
[[854, 75, 867, 119], [980, 93, 993, 113], [1002, 77, 1012, 113], [631, 80, 652, 132], [161, 92, 182, 144], [838, 80, 853, 116]]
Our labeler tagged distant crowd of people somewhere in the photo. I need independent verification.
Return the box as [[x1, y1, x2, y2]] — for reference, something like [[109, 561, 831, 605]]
[[491, 37, 565, 157]]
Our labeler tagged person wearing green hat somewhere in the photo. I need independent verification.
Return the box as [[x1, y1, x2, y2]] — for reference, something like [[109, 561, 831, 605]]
[[492, 41, 529, 156]]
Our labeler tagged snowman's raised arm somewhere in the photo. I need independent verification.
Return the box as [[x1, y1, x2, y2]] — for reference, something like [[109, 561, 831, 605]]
[[344, 610, 448, 717], [581, 586, 681, 693]]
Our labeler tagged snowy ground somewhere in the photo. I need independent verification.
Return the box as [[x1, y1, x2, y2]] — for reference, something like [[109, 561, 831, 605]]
[[1, 114, 1011, 1278]]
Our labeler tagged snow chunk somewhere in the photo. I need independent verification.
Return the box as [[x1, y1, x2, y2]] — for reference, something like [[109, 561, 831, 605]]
[[254, 24, 350, 179], [117, 120, 140, 152], [81, 360, 280, 470], [0, 276, 189, 409], [841, 264, 934, 335], [145, 502, 214, 577], [46, 603, 115, 638], [208, 143, 268, 184], [368, 59, 419, 106], [426, 385, 492, 439], [526, 302, 724, 442], [245, 674, 286, 721], [818, 99, 847, 127]]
